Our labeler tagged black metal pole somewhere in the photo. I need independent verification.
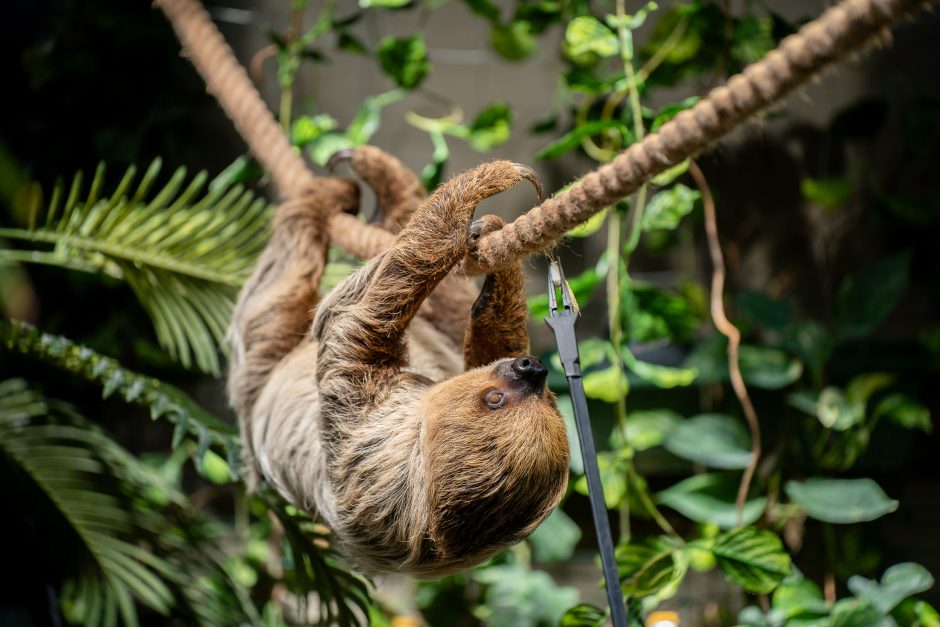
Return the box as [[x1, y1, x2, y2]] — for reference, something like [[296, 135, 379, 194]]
[[545, 260, 627, 627]]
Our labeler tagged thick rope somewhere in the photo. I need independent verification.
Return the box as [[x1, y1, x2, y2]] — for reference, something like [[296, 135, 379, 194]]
[[154, 0, 393, 259], [155, 0, 933, 272]]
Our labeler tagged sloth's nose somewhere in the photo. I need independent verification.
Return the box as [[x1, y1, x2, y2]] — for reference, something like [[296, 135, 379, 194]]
[[510, 356, 547, 392]]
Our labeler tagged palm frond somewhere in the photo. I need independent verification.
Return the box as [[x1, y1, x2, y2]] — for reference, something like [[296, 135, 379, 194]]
[[0, 159, 274, 374], [261, 489, 374, 627], [1, 319, 238, 474], [0, 379, 177, 627]]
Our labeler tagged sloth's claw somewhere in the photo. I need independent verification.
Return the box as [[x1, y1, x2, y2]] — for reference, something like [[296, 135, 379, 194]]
[[327, 149, 357, 172], [512, 163, 543, 202]]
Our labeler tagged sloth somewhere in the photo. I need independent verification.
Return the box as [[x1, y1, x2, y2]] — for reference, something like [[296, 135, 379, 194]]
[[228, 146, 569, 578]]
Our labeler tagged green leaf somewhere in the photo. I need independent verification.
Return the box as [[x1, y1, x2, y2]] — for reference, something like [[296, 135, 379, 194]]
[[772, 576, 830, 619], [651, 97, 700, 132], [377, 34, 430, 89], [650, 159, 691, 185], [801, 177, 853, 210], [616, 537, 683, 598], [732, 16, 775, 65], [360, 0, 410, 6], [346, 89, 405, 145], [491, 21, 536, 60], [583, 364, 629, 404], [738, 345, 803, 389], [848, 562, 935, 614], [200, 449, 232, 485], [846, 372, 895, 405], [536, 120, 631, 160], [817, 387, 865, 431], [556, 394, 584, 474], [472, 562, 578, 627], [0, 160, 274, 374], [528, 508, 582, 563], [785, 478, 899, 524], [574, 452, 627, 509], [466, 102, 513, 150], [892, 598, 940, 627], [711, 527, 792, 594], [642, 184, 700, 231], [560, 603, 607, 627], [664, 413, 753, 469], [875, 394, 932, 432], [420, 130, 449, 191], [623, 350, 698, 388], [833, 253, 910, 339], [618, 409, 681, 451], [290, 113, 339, 146], [567, 206, 609, 238], [829, 597, 883, 627], [307, 132, 356, 166], [528, 265, 601, 319], [565, 16, 619, 58], [0, 320, 236, 458], [657, 473, 766, 529]]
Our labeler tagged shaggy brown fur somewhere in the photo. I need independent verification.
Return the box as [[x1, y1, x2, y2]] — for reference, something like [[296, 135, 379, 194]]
[[228, 148, 569, 577]]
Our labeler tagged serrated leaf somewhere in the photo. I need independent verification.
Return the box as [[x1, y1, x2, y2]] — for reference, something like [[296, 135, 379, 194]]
[[785, 478, 899, 524], [711, 527, 792, 594], [657, 473, 766, 529], [664, 413, 753, 469]]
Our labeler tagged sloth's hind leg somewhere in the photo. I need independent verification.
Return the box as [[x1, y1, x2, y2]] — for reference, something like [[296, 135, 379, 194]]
[[463, 215, 530, 369], [228, 179, 358, 431]]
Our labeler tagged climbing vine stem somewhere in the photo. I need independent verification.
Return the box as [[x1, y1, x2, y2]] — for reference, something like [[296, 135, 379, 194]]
[[688, 159, 762, 528]]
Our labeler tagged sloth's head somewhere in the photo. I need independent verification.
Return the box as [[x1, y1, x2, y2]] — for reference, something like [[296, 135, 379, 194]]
[[420, 356, 569, 563]]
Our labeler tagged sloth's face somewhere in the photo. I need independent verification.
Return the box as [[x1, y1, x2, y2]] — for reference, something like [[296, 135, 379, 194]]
[[420, 357, 570, 559]]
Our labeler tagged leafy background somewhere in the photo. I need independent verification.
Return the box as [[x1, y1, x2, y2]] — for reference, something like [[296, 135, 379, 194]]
[[1, 0, 938, 625]]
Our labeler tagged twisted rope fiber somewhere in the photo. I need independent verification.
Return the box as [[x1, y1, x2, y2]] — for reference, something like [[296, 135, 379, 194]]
[[156, 0, 933, 272], [154, 0, 392, 259]]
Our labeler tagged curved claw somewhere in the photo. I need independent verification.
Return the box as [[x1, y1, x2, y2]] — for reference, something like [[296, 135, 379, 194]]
[[326, 149, 357, 172], [512, 163, 543, 202]]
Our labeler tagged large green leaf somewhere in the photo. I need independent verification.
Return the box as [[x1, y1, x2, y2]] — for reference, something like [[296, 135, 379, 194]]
[[664, 413, 753, 469], [559, 603, 607, 627], [0, 159, 273, 374], [615, 537, 685, 598], [1, 319, 237, 474], [472, 562, 579, 627], [657, 473, 766, 529], [617, 409, 681, 451], [785, 478, 899, 524], [710, 527, 792, 594], [848, 562, 935, 614], [565, 16, 619, 58]]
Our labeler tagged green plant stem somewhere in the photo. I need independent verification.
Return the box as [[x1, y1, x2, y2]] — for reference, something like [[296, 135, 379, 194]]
[[628, 464, 680, 539]]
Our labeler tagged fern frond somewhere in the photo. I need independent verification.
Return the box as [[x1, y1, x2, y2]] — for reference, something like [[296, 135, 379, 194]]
[[0, 379, 177, 627], [0, 319, 238, 474], [261, 489, 374, 626], [0, 159, 273, 374]]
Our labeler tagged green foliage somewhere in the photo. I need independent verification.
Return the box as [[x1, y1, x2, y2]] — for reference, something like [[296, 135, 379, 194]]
[[785, 478, 899, 524], [377, 34, 430, 89], [657, 473, 766, 529], [664, 413, 753, 469], [709, 527, 792, 594], [0, 158, 272, 374]]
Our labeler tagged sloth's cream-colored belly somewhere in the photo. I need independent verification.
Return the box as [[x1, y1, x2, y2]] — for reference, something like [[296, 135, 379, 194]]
[[249, 316, 460, 516]]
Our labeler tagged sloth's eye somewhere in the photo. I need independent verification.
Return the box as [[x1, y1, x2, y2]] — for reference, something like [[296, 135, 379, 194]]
[[484, 390, 506, 409]]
